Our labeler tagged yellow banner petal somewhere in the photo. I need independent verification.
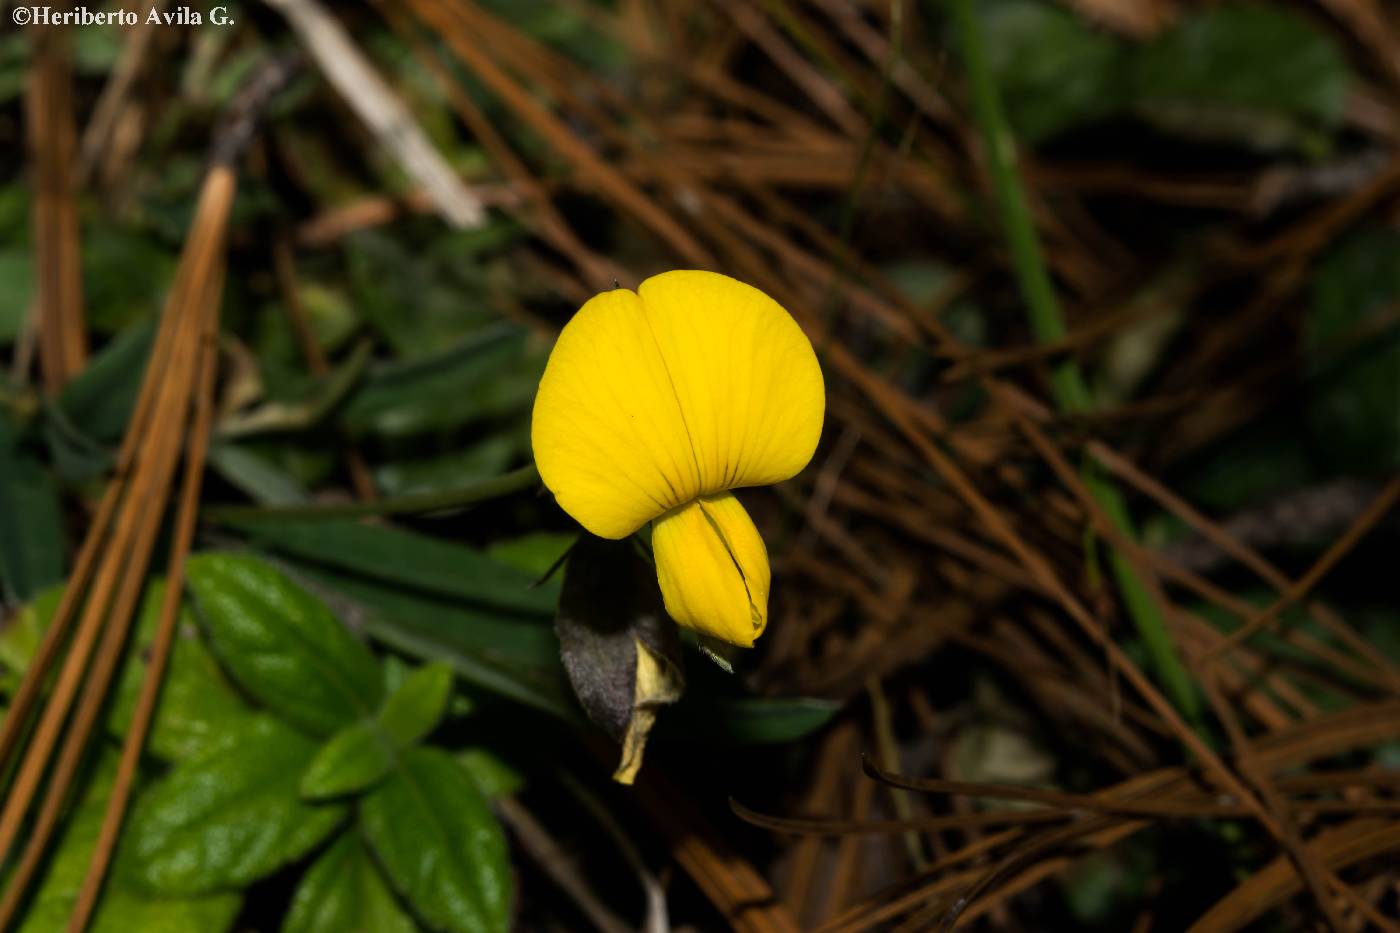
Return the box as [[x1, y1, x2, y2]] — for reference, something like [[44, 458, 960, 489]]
[[638, 270, 825, 494], [651, 492, 770, 647], [532, 271, 824, 540]]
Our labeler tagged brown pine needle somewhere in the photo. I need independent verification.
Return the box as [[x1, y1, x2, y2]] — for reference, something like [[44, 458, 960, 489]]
[[25, 27, 87, 391]]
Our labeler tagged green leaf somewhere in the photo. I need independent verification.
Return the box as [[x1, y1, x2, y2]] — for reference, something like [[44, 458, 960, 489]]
[[19, 751, 241, 933], [127, 715, 347, 895], [374, 436, 519, 497], [1133, 4, 1349, 152], [978, 0, 1128, 144], [233, 518, 558, 616], [186, 552, 383, 735], [106, 580, 259, 762], [293, 562, 575, 720], [207, 442, 311, 506], [282, 832, 416, 933], [378, 661, 454, 746], [0, 249, 33, 343], [184, 552, 382, 735], [0, 417, 64, 605], [340, 325, 541, 439], [362, 748, 512, 933], [0, 586, 61, 688], [72, 25, 122, 73], [3, 578, 255, 761], [1307, 228, 1400, 472], [219, 340, 372, 439], [299, 720, 394, 800], [1060, 845, 1155, 924], [82, 225, 176, 334], [256, 282, 360, 394], [0, 35, 30, 106], [486, 532, 576, 578], [56, 318, 156, 443], [456, 748, 523, 800], [343, 230, 511, 359], [1180, 422, 1316, 512]]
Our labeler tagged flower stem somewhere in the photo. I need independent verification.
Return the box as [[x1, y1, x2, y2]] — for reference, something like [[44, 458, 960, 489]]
[[949, 0, 1201, 721]]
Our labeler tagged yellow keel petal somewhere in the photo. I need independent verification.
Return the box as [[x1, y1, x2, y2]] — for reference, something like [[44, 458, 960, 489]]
[[651, 492, 771, 648]]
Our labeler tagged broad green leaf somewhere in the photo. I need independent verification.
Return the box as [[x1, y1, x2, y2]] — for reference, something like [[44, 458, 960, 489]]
[[234, 519, 557, 616], [282, 832, 415, 933], [1133, 4, 1349, 152], [383, 656, 474, 718], [1307, 228, 1400, 472], [362, 748, 512, 933], [0, 417, 64, 604], [20, 752, 241, 933], [979, 0, 1127, 144], [0, 586, 62, 688], [106, 580, 258, 762], [299, 720, 394, 800], [186, 552, 383, 735], [292, 562, 575, 720], [377, 661, 454, 746], [3, 579, 255, 761], [127, 716, 346, 895], [457, 748, 523, 800]]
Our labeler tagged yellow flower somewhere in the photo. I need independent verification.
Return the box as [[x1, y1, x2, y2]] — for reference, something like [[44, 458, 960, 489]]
[[531, 270, 824, 647]]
